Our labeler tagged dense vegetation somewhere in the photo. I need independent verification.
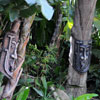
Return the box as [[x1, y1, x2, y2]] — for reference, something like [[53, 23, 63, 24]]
[[0, 0, 100, 100]]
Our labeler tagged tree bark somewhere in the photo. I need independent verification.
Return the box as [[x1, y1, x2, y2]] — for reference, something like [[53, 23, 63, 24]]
[[0, 14, 35, 100], [66, 0, 97, 97], [49, 5, 62, 47]]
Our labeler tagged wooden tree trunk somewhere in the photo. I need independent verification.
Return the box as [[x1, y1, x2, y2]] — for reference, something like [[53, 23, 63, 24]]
[[66, 0, 97, 97], [0, 14, 35, 100]]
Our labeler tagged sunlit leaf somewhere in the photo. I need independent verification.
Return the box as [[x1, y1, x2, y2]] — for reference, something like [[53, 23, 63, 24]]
[[94, 17, 100, 30], [75, 93, 98, 100], [37, 0, 54, 20], [25, 0, 36, 6], [3, 99, 6, 100], [63, 20, 73, 40], [16, 87, 30, 100], [67, 21, 73, 29]]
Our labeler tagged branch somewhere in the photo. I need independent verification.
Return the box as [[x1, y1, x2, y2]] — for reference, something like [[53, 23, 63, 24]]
[[49, 5, 62, 47]]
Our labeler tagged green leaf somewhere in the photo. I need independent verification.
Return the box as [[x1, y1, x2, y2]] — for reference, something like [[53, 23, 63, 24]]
[[34, 16, 43, 21], [20, 5, 37, 18], [0, 72, 4, 82], [0, 86, 4, 95], [47, 81, 53, 87], [0, 0, 11, 5], [35, 20, 47, 47], [37, 0, 54, 20], [3, 99, 6, 100], [67, 21, 73, 29], [9, 8, 19, 22], [94, 17, 100, 30], [35, 78, 41, 87], [96, 0, 100, 12], [41, 76, 47, 90], [0, 6, 3, 11], [92, 49, 100, 59], [75, 93, 98, 100], [33, 87, 44, 97], [16, 87, 30, 100], [19, 78, 34, 85], [63, 20, 72, 41], [25, 0, 36, 6]]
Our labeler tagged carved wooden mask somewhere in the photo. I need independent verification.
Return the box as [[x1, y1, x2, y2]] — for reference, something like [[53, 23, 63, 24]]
[[0, 31, 19, 79], [73, 39, 92, 73]]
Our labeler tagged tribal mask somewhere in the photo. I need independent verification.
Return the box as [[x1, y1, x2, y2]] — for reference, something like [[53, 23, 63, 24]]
[[73, 39, 92, 73]]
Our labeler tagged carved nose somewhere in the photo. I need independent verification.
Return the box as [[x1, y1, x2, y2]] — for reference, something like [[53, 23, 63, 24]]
[[11, 50, 17, 59], [11, 41, 18, 59], [81, 55, 88, 60], [84, 55, 88, 60], [83, 50, 88, 60], [11, 54, 17, 59], [81, 50, 88, 60]]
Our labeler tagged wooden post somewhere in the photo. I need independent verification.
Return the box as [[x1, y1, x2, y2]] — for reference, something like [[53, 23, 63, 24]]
[[66, 0, 97, 97]]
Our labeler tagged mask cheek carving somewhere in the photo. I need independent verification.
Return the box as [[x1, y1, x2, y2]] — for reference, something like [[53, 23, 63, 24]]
[[2, 33, 19, 78]]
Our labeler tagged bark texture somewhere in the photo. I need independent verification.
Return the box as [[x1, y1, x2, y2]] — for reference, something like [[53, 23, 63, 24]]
[[0, 14, 35, 100], [50, 5, 62, 47], [66, 0, 97, 97]]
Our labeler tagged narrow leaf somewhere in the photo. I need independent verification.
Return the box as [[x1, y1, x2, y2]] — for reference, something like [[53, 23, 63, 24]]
[[41, 76, 47, 90], [75, 93, 98, 100], [35, 78, 41, 87], [16, 86, 30, 100], [33, 87, 44, 97], [21, 87, 30, 100]]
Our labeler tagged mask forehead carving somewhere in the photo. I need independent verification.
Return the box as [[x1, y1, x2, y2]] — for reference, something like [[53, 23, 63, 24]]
[[0, 31, 19, 78], [73, 39, 92, 73]]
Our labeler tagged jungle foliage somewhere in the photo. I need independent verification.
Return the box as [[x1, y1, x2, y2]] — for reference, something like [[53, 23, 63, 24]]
[[0, 0, 100, 100]]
